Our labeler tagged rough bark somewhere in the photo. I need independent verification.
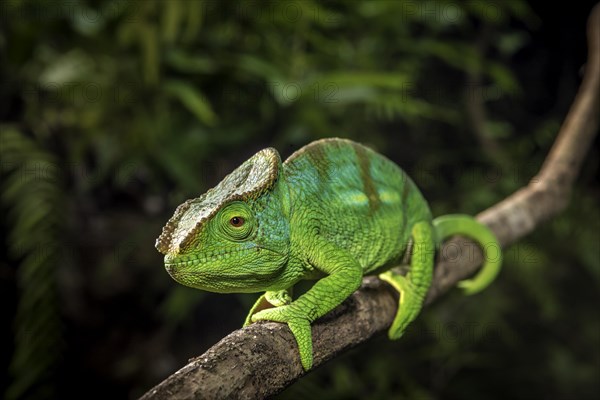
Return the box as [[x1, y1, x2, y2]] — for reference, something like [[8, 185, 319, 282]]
[[141, 5, 600, 400]]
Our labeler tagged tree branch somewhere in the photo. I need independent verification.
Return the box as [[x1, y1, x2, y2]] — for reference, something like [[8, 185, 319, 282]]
[[141, 5, 600, 399]]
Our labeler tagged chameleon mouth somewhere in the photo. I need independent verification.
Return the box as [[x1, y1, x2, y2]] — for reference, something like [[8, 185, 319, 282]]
[[163, 245, 287, 287], [164, 264, 282, 294], [164, 244, 286, 266]]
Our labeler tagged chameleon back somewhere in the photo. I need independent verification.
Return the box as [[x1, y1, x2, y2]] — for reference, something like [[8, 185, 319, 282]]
[[283, 138, 432, 274]]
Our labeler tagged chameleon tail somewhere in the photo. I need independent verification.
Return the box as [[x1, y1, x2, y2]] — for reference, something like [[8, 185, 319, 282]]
[[433, 214, 502, 295]]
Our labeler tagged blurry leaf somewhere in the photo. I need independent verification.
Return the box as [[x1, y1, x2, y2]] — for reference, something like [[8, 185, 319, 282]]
[[235, 54, 286, 82], [165, 50, 217, 74], [71, 4, 106, 35], [160, 286, 206, 326], [329, 86, 377, 103], [117, 18, 138, 47], [416, 39, 481, 72], [501, 0, 538, 24], [0, 127, 64, 400], [164, 79, 218, 125], [140, 23, 160, 85], [466, 1, 507, 24], [154, 144, 204, 193], [498, 32, 530, 56], [506, 243, 560, 320], [38, 49, 95, 86], [369, 94, 458, 123], [315, 72, 410, 90], [485, 120, 514, 139], [183, 0, 204, 43], [486, 62, 521, 94], [161, 0, 183, 44]]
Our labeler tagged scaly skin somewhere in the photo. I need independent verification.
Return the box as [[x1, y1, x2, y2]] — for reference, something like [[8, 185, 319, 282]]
[[155, 138, 502, 370]]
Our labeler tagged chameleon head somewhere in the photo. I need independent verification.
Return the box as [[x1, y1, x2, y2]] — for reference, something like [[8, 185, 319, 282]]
[[155, 148, 291, 293]]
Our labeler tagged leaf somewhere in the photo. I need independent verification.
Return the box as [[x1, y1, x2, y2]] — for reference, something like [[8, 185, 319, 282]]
[[486, 62, 521, 94], [164, 79, 218, 125], [1, 128, 64, 400], [165, 50, 217, 74], [161, 0, 183, 44], [235, 54, 285, 82], [183, 0, 204, 43], [139, 23, 160, 85], [38, 49, 95, 86], [314, 72, 411, 90]]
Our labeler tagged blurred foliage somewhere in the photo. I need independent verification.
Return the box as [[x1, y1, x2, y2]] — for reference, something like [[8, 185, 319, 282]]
[[0, 128, 65, 400], [0, 0, 598, 399]]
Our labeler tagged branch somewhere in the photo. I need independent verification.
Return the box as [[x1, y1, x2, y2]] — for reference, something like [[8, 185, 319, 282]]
[[141, 5, 600, 399]]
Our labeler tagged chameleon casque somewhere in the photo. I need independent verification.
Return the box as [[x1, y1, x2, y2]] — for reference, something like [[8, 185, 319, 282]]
[[155, 138, 501, 370]]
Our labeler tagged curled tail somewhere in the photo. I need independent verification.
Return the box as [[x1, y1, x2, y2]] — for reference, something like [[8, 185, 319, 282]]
[[433, 214, 502, 295]]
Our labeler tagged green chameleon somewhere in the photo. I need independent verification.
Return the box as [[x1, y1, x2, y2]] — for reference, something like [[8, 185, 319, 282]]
[[155, 138, 501, 370]]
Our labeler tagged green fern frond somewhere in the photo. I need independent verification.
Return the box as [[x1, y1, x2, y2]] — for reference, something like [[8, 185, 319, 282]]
[[1, 127, 64, 400]]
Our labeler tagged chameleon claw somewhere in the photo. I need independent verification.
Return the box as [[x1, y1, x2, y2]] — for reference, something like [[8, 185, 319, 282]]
[[288, 319, 313, 370], [252, 307, 314, 370]]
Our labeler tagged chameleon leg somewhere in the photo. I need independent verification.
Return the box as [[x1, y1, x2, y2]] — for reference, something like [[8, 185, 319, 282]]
[[252, 239, 363, 370], [379, 221, 434, 340], [243, 289, 292, 327]]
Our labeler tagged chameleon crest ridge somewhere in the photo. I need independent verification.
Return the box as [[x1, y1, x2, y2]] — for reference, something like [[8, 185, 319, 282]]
[[155, 147, 281, 255]]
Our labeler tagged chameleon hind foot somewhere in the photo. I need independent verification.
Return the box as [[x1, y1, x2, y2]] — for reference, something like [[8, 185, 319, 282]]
[[379, 270, 424, 340], [243, 289, 293, 327], [380, 221, 433, 340]]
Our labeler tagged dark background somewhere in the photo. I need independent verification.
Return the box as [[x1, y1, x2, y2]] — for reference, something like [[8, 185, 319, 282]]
[[1, 1, 598, 399]]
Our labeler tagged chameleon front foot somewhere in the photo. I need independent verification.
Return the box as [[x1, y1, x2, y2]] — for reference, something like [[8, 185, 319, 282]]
[[252, 306, 313, 370]]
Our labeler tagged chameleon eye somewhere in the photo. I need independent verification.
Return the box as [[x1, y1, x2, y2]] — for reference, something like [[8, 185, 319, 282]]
[[230, 216, 245, 227], [221, 202, 253, 240]]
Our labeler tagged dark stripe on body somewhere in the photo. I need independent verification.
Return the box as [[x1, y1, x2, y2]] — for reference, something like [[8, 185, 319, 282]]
[[399, 181, 409, 251], [306, 143, 330, 182], [354, 144, 380, 213], [401, 179, 411, 203]]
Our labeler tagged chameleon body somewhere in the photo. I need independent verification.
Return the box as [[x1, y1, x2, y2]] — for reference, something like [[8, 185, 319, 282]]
[[156, 138, 501, 370]]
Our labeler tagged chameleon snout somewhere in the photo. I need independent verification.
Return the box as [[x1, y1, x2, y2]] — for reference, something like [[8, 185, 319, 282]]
[[163, 254, 179, 275], [165, 262, 175, 275]]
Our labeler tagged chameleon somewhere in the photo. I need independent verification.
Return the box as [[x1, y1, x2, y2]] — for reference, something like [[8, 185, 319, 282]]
[[155, 138, 502, 370]]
